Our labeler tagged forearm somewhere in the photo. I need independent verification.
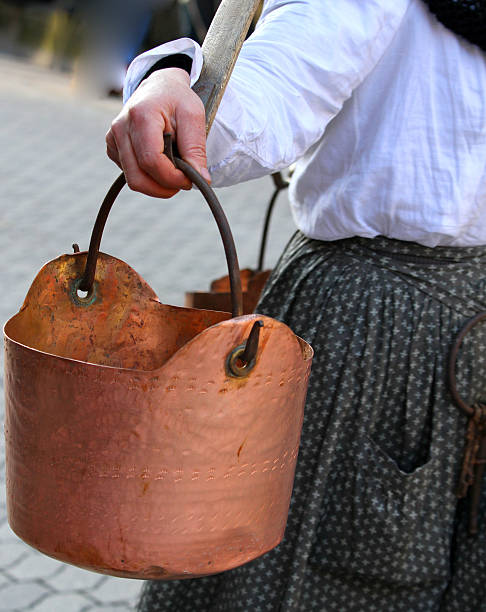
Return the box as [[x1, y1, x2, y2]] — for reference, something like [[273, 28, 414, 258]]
[[113, 0, 410, 195]]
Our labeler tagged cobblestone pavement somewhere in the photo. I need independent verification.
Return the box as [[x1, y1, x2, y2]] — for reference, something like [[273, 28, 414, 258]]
[[0, 53, 295, 611]]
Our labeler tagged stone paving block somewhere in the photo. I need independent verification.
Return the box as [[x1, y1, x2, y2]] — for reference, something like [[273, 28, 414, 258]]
[[84, 606, 134, 612], [90, 577, 142, 605], [7, 552, 65, 581], [30, 592, 94, 612], [0, 573, 11, 591], [49, 565, 106, 592], [0, 517, 13, 546], [0, 519, 15, 542], [0, 582, 51, 610], [0, 542, 29, 570]]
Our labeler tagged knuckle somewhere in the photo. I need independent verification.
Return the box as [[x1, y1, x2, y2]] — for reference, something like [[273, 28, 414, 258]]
[[191, 141, 207, 155], [127, 104, 147, 126], [105, 130, 115, 148], [184, 104, 205, 124], [194, 96, 206, 119], [137, 150, 160, 172], [106, 145, 115, 161], [107, 152, 121, 169], [190, 91, 205, 111], [110, 118, 124, 139], [179, 95, 204, 122], [188, 146, 207, 164], [125, 175, 143, 193], [183, 139, 207, 160]]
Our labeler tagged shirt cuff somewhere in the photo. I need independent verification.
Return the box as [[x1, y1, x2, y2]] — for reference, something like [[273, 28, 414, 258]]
[[123, 38, 204, 103]]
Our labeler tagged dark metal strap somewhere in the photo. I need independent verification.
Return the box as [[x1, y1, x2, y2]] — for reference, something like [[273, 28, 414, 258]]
[[449, 313, 486, 536], [448, 311, 486, 416], [256, 172, 289, 272], [79, 135, 243, 318]]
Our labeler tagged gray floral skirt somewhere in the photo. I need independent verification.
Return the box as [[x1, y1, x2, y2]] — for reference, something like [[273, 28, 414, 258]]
[[138, 233, 486, 611]]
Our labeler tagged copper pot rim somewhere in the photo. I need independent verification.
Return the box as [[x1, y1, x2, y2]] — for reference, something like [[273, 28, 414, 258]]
[[4, 312, 313, 376]]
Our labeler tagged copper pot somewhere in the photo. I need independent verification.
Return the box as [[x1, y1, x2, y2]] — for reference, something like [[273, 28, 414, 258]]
[[4, 151, 312, 580], [185, 172, 290, 314]]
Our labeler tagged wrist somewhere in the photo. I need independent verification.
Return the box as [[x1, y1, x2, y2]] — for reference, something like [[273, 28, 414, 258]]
[[138, 53, 193, 88], [138, 67, 191, 94]]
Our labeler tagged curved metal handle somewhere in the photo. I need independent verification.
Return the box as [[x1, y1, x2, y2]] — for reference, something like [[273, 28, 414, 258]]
[[78, 135, 243, 318], [256, 172, 290, 272], [448, 311, 486, 416]]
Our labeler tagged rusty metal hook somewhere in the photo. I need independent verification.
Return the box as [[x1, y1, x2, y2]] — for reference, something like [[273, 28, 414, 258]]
[[227, 320, 263, 378], [448, 311, 486, 417], [78, 134, 243, 318], [449, 312, 486, 536]]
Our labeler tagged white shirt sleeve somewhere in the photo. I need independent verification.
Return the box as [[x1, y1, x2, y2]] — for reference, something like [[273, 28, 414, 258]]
[[123, 37, 203, 98], [124, 0, 410, 187]]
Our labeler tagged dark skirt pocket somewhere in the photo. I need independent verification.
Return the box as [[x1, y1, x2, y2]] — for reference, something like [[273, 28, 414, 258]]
[[308, 435, 451, 587]]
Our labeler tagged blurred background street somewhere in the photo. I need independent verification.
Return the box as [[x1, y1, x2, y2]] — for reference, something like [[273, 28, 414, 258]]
[[0, 1, 294, 610]]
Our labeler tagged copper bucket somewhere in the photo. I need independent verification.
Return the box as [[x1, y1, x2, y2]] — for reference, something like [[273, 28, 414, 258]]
[[185, 172, 290, 314], [4, 145, 313, 580]]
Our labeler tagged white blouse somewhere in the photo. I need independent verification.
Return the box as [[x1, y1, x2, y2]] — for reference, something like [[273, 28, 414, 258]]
[[124, 0, 486, 247]]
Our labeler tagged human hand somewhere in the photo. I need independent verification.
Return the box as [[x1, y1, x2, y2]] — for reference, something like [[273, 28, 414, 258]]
[[106, 68, 210, 198]]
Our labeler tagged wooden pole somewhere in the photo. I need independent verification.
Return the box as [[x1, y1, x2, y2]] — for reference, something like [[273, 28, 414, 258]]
[[193, 0, 262, 133]]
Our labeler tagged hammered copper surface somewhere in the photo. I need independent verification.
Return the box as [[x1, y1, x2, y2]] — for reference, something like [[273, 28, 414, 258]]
[[4, 251, 312, 580], [185, 268, 271, 314]]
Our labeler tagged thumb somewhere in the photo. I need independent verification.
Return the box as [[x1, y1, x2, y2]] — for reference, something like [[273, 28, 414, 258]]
[[175, 95, 211, 183]]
